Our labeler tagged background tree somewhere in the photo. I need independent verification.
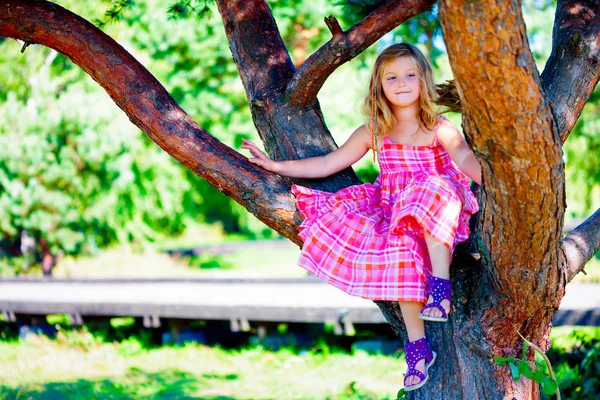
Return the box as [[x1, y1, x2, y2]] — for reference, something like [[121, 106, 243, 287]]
[[1, 0, 600, 398]]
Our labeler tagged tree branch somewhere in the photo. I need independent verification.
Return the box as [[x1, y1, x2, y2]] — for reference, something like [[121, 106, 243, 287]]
[[215, 0, 295, 99], [215, 0, 362, 193], [285, 0, 435, 108], [0, 0, 303, 245], [563, 208, 600, 282], [541, 0, 600, 143], [438, 1, 565, 299]]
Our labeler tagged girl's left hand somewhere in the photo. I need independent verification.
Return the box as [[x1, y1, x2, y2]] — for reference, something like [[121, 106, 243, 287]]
[[240, 139, 279, 172]]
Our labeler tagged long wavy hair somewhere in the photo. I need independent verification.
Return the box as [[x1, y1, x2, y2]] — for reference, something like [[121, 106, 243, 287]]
[[362, 43, 439, 159]]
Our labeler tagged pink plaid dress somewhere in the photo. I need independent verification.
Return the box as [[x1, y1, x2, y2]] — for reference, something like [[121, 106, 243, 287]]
[[292, 118, 479, 302]]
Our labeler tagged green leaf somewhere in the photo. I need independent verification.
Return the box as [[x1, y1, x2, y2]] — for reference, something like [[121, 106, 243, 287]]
[[509, 361, 520, 381], [522, 341, 528, 360], [541, 376, 558, 395], [494, 356, 513, 366], [532, 365, 548, 384], [517, 361, 535, 379], [396, 388, 407, 399]]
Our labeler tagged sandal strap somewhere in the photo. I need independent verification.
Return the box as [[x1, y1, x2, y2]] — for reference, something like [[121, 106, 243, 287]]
[[426, 276, 452, 304], [404, 337, 433, 370], [404, 368, 426, 385], [419, 302, 448, 319]]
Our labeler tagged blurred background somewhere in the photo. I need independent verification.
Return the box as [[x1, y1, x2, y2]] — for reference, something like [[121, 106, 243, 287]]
[[0, 0, 598, 399]]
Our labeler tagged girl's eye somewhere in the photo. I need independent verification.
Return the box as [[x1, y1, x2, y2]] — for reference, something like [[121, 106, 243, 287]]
[[387, 76, 396, 81], [407, 74, 416, 78]]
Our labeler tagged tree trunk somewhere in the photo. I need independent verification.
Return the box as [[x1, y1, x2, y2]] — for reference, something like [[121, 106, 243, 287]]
[[2, 1, 600, 399]]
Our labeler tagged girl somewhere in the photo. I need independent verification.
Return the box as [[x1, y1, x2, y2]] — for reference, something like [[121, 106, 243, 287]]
[[242, 43, 481, 391]]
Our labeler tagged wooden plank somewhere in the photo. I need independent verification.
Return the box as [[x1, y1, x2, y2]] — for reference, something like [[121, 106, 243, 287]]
[[0, 279, 597, 326], [0, 279, 386, 324]]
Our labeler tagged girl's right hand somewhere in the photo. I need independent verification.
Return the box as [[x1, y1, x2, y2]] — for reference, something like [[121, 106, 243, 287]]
[[241, 139, 279, 173]]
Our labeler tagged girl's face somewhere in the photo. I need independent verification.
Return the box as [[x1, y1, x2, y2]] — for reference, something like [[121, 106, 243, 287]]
[[380, 56, 421, 109]]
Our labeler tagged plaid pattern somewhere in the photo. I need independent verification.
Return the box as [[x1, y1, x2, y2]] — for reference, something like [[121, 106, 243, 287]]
[[293, 118, 479, 302]]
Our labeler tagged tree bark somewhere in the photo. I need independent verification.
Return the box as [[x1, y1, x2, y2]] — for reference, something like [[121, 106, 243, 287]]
[[541, 0, 600, 143], [432, 0, 600, 144], [563, 207, 600, 281], [215, 0, 365, 194]]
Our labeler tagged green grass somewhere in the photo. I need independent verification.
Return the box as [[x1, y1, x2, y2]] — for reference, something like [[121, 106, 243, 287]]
[[0, 333, 403, 399], [47, 241, 304, 279], [1, 326, 600, 399], [549, 326, 600, 349]]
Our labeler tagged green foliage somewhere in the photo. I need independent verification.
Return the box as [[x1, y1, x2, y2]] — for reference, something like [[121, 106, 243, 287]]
[[166, 0, 213, 20], [94, 0, 135, 28], [494, 337, 559, 397], [546, 329, 600, 399], [0, 43, 192, 272], [185, 253, 233, 269], [563, 87, 600, 218], [495, 355, 558, 396]]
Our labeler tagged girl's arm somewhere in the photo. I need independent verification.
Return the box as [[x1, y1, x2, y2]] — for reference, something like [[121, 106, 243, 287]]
[[241, 125, 372, 179], [436, 119, 482, 185]]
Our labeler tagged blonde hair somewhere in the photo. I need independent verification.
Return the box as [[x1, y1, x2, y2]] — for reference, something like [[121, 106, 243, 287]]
[[362, 43, 439, 159]]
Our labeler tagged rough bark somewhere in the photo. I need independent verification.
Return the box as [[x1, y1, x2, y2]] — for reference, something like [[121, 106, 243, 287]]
[[438, 0, 565, 302], [545, 0, 600, 281], [215, 0, 362, 194], [434, 0, 600, 145], [541, 0, 600, 143], [563, 208, 600, 281]]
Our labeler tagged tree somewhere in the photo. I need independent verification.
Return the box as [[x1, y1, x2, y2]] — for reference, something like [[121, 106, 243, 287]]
[[1, 0, 599, 397]]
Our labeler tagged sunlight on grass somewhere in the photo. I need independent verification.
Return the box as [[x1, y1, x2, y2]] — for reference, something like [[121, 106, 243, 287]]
[[549, 326, 600, 351], [0, 338, 404, 399], [49, 240, 304, 279], [1, 326, 599, 399]]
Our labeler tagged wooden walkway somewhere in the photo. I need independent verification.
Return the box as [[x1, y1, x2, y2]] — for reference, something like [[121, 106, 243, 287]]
[[1, 278, 599, 328]]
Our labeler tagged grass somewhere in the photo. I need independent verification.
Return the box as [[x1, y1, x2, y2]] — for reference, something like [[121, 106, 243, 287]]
[[549, 326, 600, 350], [0, 332, 403, 399], [49, 240, 304, 280], [1, 326, 599, 399]]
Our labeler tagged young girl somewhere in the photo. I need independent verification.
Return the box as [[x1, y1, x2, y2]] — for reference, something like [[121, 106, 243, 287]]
[[242, 43, 481, 391]]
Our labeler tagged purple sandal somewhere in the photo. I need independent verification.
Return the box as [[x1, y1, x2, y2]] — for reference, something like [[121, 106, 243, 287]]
[[419, 276, 452, 322], [403, 336, 437, 392]]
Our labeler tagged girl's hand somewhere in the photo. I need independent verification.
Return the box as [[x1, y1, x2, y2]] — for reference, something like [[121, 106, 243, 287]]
[[241, 139, 279, 173]]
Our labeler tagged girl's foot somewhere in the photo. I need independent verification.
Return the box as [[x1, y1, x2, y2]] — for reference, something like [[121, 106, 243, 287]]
[[421, 296, 451, 319], [404, 336, 437, 391], [419, 276, 452, 322], [404, 358, 426, 388]]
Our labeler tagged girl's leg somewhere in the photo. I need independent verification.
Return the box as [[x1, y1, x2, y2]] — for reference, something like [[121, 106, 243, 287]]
[[399, 301, 427, 387], [423, 232, 450, 319]]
